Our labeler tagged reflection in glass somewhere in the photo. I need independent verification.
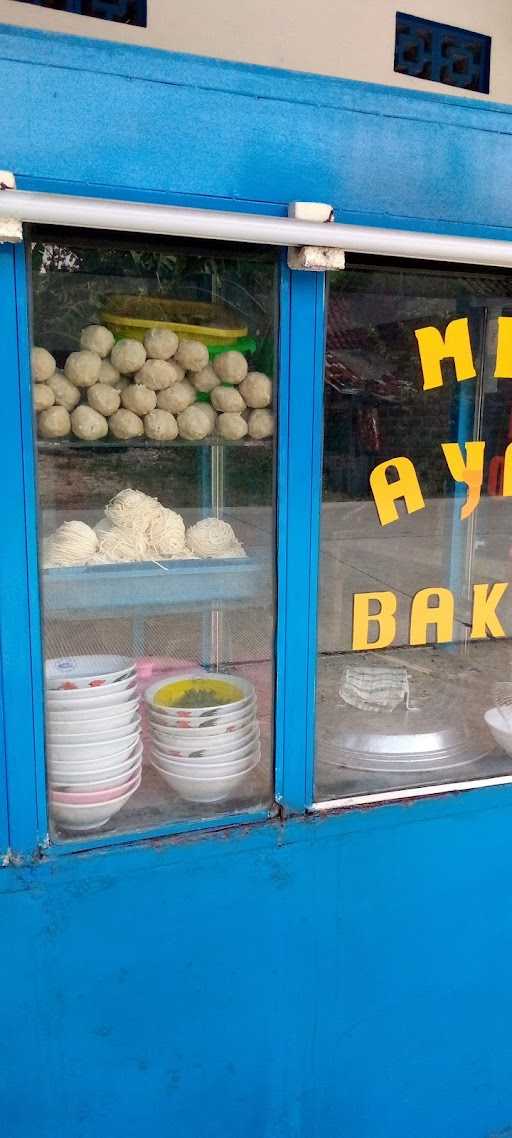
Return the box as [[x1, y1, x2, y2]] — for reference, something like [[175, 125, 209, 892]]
[[316, 260, 512, 800]]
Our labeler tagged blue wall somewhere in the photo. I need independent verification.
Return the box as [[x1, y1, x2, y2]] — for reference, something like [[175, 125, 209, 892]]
[[2, 25, 512, 1138], [4, 794, 512, 1138]]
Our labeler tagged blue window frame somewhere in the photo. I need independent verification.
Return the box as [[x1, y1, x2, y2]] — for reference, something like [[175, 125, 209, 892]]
[[0, 243, 45, 857]]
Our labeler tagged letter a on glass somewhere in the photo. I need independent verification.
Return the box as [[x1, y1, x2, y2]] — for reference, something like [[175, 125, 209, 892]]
[[370, 457, 425, 527]]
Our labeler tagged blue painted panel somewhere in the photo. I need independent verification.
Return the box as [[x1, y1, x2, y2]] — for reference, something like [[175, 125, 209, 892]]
[[2, 26, 512, 233], [0, 21, 510, 125], [2, 791, 512, 1138], [0, 685, 9, 857]]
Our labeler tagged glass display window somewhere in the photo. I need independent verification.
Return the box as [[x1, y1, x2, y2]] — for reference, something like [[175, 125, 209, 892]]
[[29, 229, 277, 840], [315, 258, 512, 802]]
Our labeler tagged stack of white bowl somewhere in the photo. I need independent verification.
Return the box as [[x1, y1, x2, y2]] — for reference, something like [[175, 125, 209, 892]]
[[45, 655, 142, 832], [485, 707, 512, 756], [146, 671, 260, 804]]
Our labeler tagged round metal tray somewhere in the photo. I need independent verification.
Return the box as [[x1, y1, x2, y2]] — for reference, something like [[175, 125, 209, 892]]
[[319, 745, 491, 774]]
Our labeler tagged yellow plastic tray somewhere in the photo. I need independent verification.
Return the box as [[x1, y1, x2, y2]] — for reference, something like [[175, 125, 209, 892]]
[[101, 295, 248, 347]]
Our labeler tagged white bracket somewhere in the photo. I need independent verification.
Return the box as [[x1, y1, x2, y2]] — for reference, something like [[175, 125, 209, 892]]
[[0, 173, 22, 243], [287, 201, 345, 271]]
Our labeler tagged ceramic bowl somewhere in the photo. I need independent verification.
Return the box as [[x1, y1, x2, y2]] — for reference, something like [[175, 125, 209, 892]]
[[48, 715, 141, 745], [144, 671, 254, 715], [46, 680, 138, 710], [484, 707, 512, 756], [47, 700, 140, 728], [49, 752, 141, 785], [50, 757, 141, 793], [151, 725, 260, 760], [48, 742, 142, 778], [148, 698, 256, 730], [151, 743, 260, 776], [149, 692, 255, 722], [51, 769, 141, 804], [151, 761, 257, 803], [47, 672, 137, 698], [48, 728, 141, 764], [50, 778, 141, 831], [148, 711, 256, 741], [148, 694, 255, 718], [46, 655, 135, 690]]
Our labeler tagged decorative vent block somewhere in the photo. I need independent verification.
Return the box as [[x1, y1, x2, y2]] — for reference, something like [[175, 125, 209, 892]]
[[14, 0, 147, 26], [395, 13, 491, 93]]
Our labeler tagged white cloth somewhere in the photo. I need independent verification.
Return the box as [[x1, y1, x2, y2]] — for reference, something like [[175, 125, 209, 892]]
[[340, 665, 410, 712]]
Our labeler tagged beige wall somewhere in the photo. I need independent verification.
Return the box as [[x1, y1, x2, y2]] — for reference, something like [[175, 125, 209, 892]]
[[1, 0, 511, 103]]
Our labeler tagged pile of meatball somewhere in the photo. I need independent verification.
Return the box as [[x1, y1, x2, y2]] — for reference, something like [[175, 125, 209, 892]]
[[33, 324, 274, 443]]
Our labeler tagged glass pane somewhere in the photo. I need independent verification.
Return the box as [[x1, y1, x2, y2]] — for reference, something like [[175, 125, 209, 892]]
[[30, 229, 276, 840], [316, 259, 512, 801]]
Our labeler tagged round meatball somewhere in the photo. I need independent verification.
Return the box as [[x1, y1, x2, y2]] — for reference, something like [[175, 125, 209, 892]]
[[211, 386, 246, 413], [135, 359, 181, 391], [33, 384, 55, 413], [38, 406, 71, 438], [32, 346, 56, 383], [201, 403, 217, 432], [177, 404, 213, 441], [144, 328, 179, 360], [191, 365, 218, 393], [111, 338, 147, 375], [157, 380, 196, 414], [65, 350, 102, 388], [109, 409, 144, 440], [217, 413, 248, 440], [144, 409, 179, 441], [47, 372, 81, 412], [114, 376, 130, 393], [98, 359, 121, 386], [80, 325, 115, 358], [121, 384, 157, 415], [239, 372, 272, 408], [87, 383, 121, 416], [248, 408, 274, 439], [71, 405, 108, 441], [213, 350, 248, 385], [175, 339, 209, 373]]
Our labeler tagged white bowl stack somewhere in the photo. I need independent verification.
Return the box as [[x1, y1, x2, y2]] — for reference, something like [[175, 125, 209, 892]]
[[145, 671, 260, 804], [45, 655, 142, 832], [484, 707, 512, 756]]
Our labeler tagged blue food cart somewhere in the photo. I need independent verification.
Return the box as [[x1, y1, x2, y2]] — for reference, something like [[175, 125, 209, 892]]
[[2, 19, 512, 1138]]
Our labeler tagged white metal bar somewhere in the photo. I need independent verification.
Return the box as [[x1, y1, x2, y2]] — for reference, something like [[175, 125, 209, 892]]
[[312, 773, 512, 811], [2, 187, 512, 266], [0, 174, 22, 242]]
